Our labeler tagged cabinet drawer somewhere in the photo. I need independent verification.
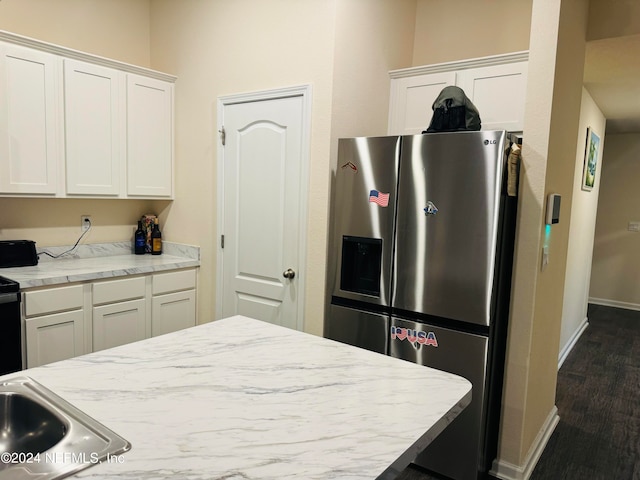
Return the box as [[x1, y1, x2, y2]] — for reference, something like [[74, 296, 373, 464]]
[[93, 276, 146, 305], [152, 269, 196, 295], [25, 285, 83, 317]]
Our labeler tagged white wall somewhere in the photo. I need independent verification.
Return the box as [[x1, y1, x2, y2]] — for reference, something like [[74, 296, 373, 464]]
[[559, 88, 606, 365]]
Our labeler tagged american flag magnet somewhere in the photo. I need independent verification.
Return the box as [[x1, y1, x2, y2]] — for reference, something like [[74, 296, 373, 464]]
[[369, 190, 389, 207]]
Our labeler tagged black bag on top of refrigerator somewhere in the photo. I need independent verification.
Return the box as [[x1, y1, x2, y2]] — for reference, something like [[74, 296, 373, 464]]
[[423, 86, 481, 133]]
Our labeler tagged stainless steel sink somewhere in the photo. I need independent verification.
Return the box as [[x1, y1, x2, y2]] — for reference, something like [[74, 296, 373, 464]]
[[0, 377, 131, 479]]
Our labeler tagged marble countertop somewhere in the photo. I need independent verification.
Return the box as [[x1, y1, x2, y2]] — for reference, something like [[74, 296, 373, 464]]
[[1, 316, 472, 480], [0, 242, 199, 289]]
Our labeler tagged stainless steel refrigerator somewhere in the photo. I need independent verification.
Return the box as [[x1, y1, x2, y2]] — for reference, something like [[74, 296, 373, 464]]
[[325, 131, 517, 480]]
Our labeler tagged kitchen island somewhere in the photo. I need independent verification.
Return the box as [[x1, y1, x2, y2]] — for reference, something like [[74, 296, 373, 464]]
[[1, 316, 471, 479]]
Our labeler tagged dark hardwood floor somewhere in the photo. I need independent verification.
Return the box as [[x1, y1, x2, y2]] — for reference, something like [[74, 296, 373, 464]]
[[396, 304, 640, 480]]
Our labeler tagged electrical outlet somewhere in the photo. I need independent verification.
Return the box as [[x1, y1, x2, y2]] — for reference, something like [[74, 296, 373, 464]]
[[81, 215, 91, 232]]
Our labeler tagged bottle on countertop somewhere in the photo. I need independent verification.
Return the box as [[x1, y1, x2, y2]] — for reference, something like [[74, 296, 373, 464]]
[[151, 218, 162, 255], [134, 220, 146, 255]]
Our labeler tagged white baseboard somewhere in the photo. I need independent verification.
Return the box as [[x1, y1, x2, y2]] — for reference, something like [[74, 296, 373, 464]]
[[490, 406, 559, 480], [589, 297, 640, 311], [557, 317, 588, 369]]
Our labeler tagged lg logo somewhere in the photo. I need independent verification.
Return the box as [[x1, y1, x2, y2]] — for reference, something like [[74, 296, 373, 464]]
[[484, 139, 497, 145]]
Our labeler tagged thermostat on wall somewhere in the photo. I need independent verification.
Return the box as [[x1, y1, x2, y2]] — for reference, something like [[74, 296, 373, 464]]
[[546, 194, 561, 225]]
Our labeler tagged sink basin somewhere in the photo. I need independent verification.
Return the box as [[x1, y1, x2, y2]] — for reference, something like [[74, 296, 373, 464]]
[[0, 392, 67, 455], [0, 377, 131, 480]]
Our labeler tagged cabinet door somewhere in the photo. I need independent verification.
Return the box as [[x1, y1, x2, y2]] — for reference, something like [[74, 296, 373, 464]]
[[127, 74, 173, 197], [93, 298, 146, 352], [388, 72, 456, 135], [64, 59, 123, 196], [457, 61, 528, 131], [25, 310, 85, 368], [0, 43, 61, 195], [152, 290, 196, 337]]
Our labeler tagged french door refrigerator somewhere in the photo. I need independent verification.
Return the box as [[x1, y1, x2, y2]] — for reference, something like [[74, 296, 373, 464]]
[[325, 131, 517, 480]]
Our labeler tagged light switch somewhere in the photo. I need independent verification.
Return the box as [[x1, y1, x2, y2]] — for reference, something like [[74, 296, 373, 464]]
[[628, 222, 640, 232], [541, 245, 549, 270]]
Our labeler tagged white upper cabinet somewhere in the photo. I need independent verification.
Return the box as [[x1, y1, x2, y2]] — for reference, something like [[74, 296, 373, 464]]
[[127, 74, 173, 198], [0, 42, 61, 195], [388, 71, 456, 136], [64, 59, 124, 196], [388, 52, 528, 135], [0, 30, 176, 199], [457, 61, 528, 132]]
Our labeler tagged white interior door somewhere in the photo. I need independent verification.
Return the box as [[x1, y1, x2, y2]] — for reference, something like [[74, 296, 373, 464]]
[[217, 86, 310, 330]]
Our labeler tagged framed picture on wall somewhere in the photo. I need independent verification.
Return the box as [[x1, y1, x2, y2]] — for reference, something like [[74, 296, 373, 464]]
[[581, 127, 600, 191]]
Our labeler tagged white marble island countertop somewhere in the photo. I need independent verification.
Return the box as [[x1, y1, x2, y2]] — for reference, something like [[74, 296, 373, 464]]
[[1, 316, 471, 480], [0, 242, 199, 289]]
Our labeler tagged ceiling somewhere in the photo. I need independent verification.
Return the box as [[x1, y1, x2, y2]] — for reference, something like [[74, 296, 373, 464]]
[[583, 34, 640, 133]]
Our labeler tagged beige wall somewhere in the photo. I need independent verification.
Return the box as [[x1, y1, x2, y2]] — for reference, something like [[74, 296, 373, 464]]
[[0, 0, 151, 66], [410, 3, 596, 472], [588, 0, 640, 40], [149, 0, 338, 332], [590, 133, 640, 306], [559, 88, 606, 360], [331, 0, 416, 141], [0, 1, 609, 476], [497, 0, 589, 473], [0, 0, 156, 247], [587, 0, 640, 299], [148, 0, 419, 334], [326, 0, 417, 331], [412, 0, 532, 66]]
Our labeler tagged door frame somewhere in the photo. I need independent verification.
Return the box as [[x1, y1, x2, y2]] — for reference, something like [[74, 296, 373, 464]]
[[215, 84, 312, 330]]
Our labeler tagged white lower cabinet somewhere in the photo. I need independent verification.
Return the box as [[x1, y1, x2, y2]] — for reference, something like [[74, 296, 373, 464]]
[[25, 311, 85, 369], [151, 269, 197, 337], [91, 276, 147, 352], [152, 290, 196, 337], [93, 298, 146, 352], [24, 269, 197, 368], [24, 285, 86, 368]]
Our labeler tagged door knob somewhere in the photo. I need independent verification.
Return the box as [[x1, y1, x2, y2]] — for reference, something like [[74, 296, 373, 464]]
[[283, 268, 296, 279]]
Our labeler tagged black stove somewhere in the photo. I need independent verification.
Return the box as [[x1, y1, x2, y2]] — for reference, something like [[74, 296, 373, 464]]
[[0, 275, 22, 376], [0, 275, 19, 293]]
